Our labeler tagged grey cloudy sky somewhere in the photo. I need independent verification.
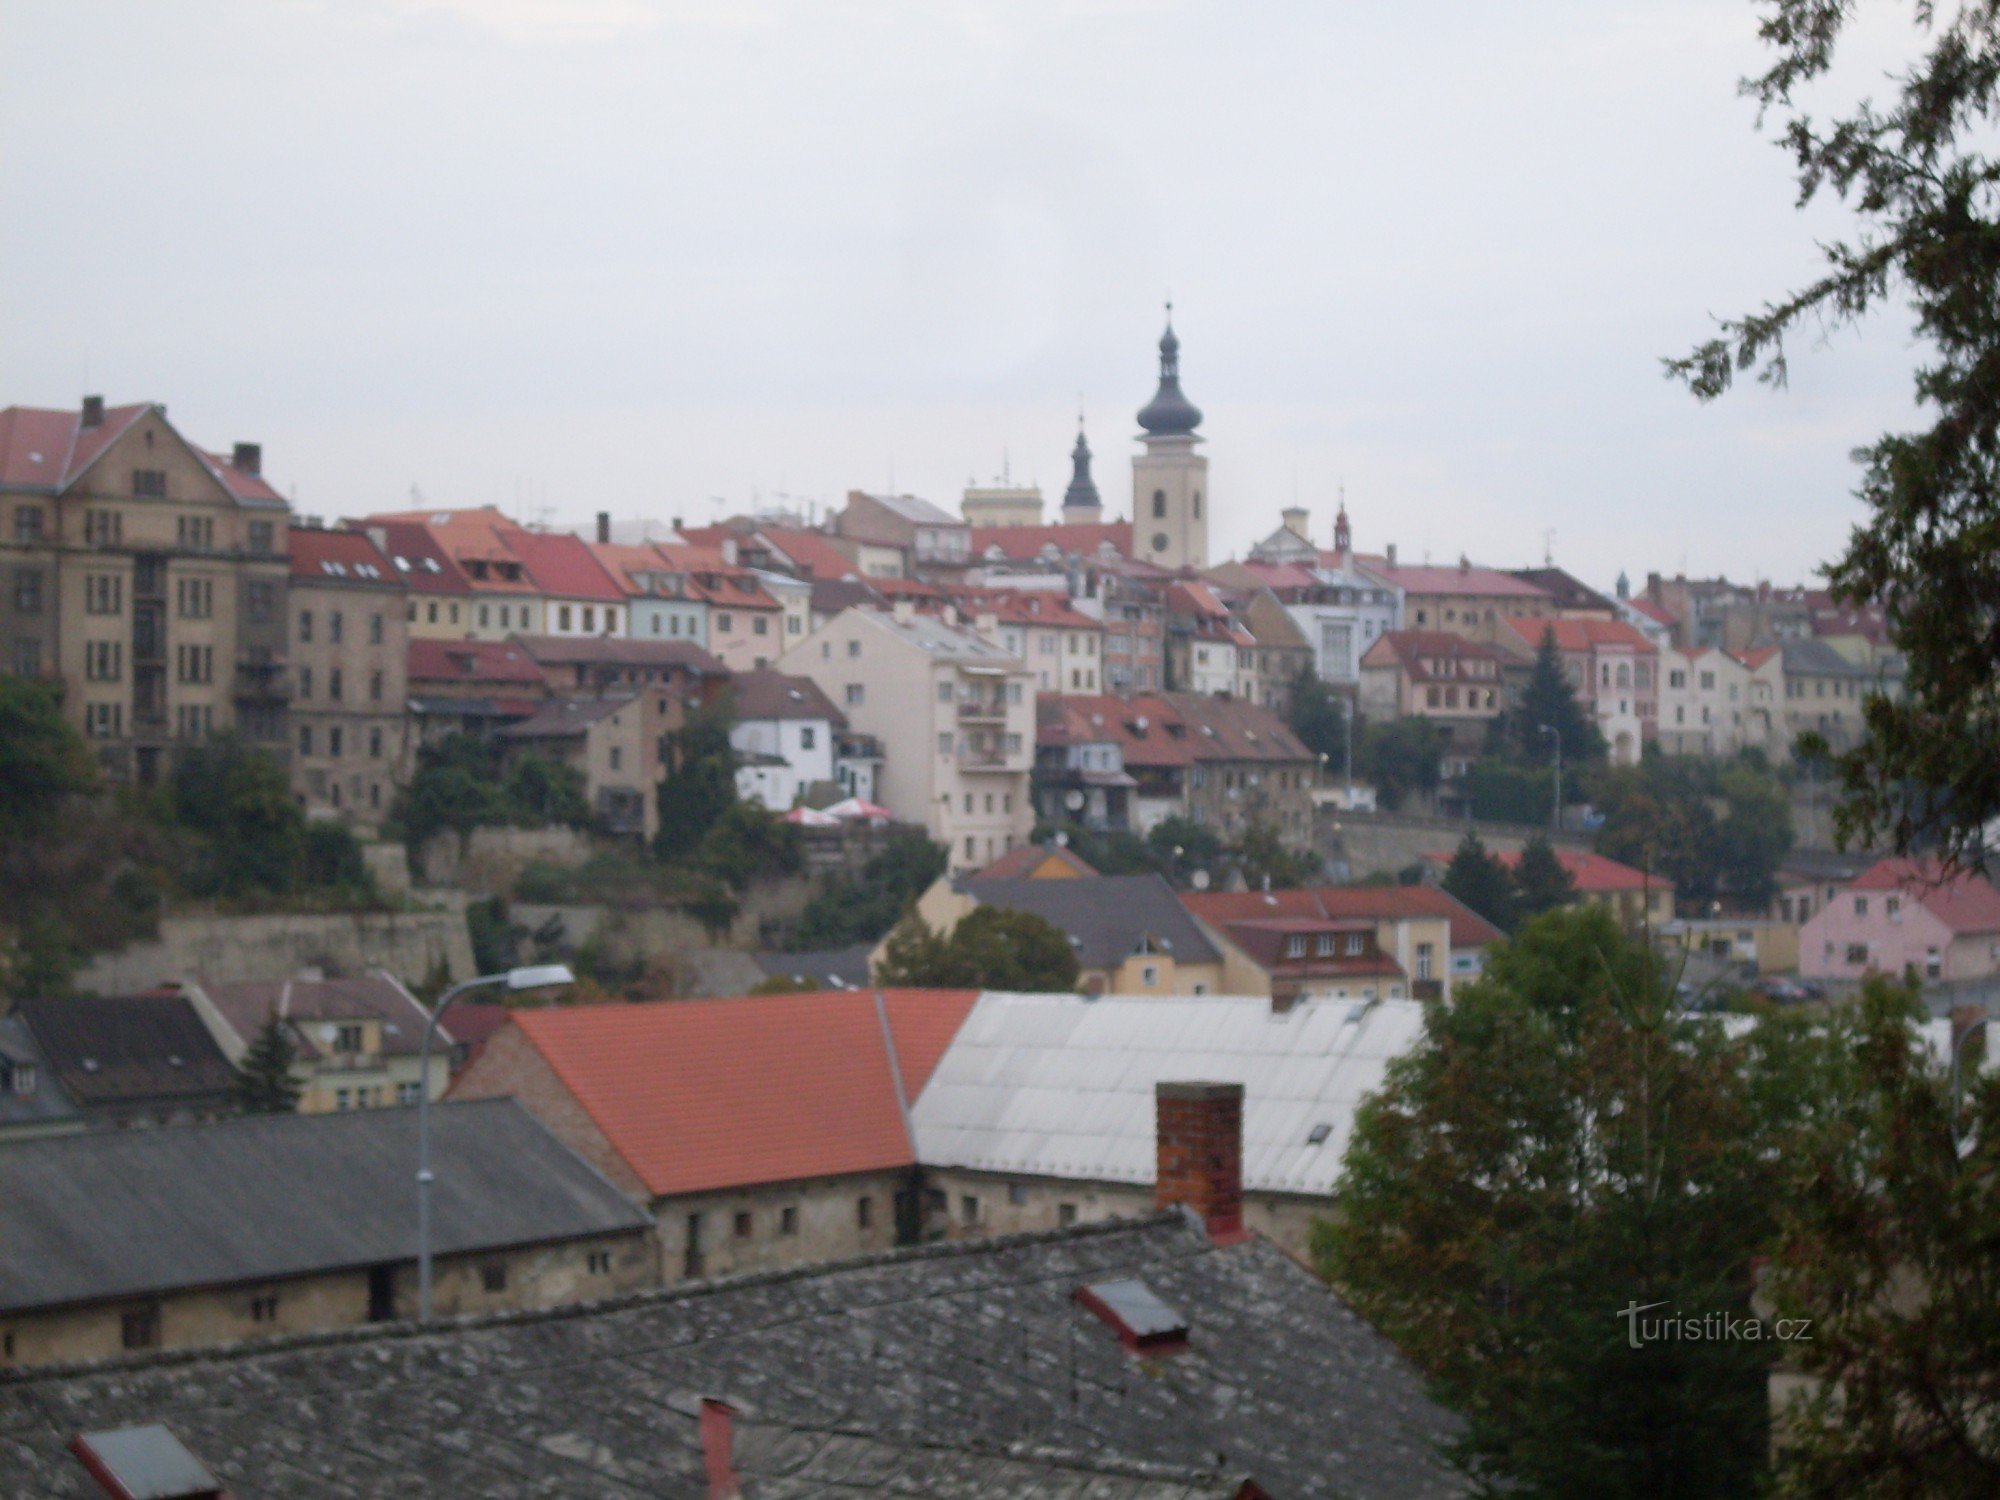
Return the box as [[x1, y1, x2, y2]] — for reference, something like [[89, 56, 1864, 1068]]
[[1, 0, 1922, 590]]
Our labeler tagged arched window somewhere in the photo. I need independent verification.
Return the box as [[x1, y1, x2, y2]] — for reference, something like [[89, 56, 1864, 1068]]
[[1152, 489, 1166, 518]]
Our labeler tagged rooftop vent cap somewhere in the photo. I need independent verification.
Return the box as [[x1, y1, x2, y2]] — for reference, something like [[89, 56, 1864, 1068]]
[[1075, 1277, 1191, 1356]]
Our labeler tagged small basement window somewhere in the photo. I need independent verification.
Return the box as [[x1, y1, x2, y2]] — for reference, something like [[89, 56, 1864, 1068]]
[[1075, 1278, 1191, 1356]]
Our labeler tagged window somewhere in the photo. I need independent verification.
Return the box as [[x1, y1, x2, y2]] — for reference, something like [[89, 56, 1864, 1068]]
[[1315, 934, 1336, 957], [847, 638, 861, 657], [1854, 897, 1868, 917], [1058, 1203, 1077, 1227], [84, 702, 122, 738], [609, 746, 622, 771], [961, 1195, 980, 1225], [328, 726, 344, 757], [329, 668, 343, 702], [1416, 943, 1434, 981], [716, 611, 733, 632], [800, 726, 815, 750], [480, 1263, 508, 1293], [84, 508, 122, 545], [587, 1249, 613, 1275], [12, 567, 43, 613], [846, 684, 864, 706], [1926, 948, 1943, 979], [938, 732, 952, 754], [1285, 935, 1307, 958], [582, 607, 596, 633], [297, 665, 313, 699], [176, 578, 212, 618], [247, 520, 275, 554], [780, 1206, 798, 1236], [370, 670, 384, 702], [397, 1081, 421, 1104], [329, 611, 343, 643], [1846, 943, 1869, 965], [85, 573, 123, 615], [1140, 964, 1159, 986], [176, 514, 215, 549], [298, 724, 314, 756], [244, 579, 275, 622], [1345, 934, 1364, 956], [734, 1211, 753, 1239], [299, 609, 314, 643], [1152, 489, 1166, 518], [250, 1294, 279, 1324], [121, 1307, 160, 1350], [857, 1196, 873, 1228], [938, 681, 954, 702], [1007, 1184, 1028, 1207], [13, 504, 46, 542], [335, 1023, 364, 1053], [132, 468, 167, 498], [175, 644, 213, 684], [85, 640, 122, 681], [753, 614, 769, 635]]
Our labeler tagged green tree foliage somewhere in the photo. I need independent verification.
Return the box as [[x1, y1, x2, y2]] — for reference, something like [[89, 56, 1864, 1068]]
[[169, 735, 308, 898], [696, 800, 803, 891], [1357, 717, 1443, 812], [1028, 821, 1157, 876], [1593, 754, 1794, 914], [1287, 664, 1349, 772], [1764, 978, 2000, 1498], [1145, 815, 1227, 887], [654, 705, 737, 861], [1441, 831, 1518, 933], [1464, 759, 1557, 825], [1234, 820, 1322, 891], [467, 896, 525, 974], [1318, 909, 1839, 1498], [502, 753, 591, 828], [1509, 627, 1604, 766], [394, 733, 593, 855], [789, 829, 948, 950], [0, 676, 97, 836], [874, 906, 1081, 991], [1512, 836, 1577, 924], [229, 1015, 301, 1115], [1669, 4, 2000, 867]]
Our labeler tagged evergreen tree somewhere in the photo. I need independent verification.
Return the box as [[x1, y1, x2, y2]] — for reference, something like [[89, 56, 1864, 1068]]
[[653, 704, 737, 861], [1441, 831, 1518, 933], [1512, 835, 1578, 923], [1357, 717, 1443, 812], [1514, 628, 1602, 766], [1286, 664, 1349, 772], [230, 1015, 302, 1115], [875, 907, 1080, 991]]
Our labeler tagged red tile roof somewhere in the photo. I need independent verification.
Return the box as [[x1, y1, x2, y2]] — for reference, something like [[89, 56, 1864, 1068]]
[[0, 403, 286, 504], [970, 522, 1133, 562], [1181, 884, 1505, 952], [505, 529, 626, 602], [972, 843, 1098, 880], [1360, 629, 1507, 682], [288, 527, 401, 585], [1627, 598, 1678, 628], [1497, 616, 1657, 655], [1485, 846, 1656, 893], [950, 589, 1100, 630], [759, 527, 861, 581], [367, 519, 475, 594], [1730, 646, 1780, 671], [1362, 560, 1551, 599], [506, 990, 980, 1197], [407, 638, 546, 686], [362, 507, 541, 593], [1850, 858, 2000, 934]]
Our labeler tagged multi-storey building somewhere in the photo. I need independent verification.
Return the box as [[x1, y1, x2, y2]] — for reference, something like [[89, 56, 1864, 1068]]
[[1497, 614, 1658, 765], [1362, 554, 1552, 646], [1358, 629, 1508, 777], [1658, 645, 1784, 758], [1780, 636, 1881, 755], [958, 590, 1104, 694], [1237, 505, 1402, 686], [361, 507, 542, 639], [592, 540, 710, 646], [288, 528, 410, 825], [504, 526, 626, 638], [1163, 580, 1255, 697], [366, 519, 476, 640], [776, 602, 1034, 871], [834, 490, 971, 581], [0, 397, 290, 780]]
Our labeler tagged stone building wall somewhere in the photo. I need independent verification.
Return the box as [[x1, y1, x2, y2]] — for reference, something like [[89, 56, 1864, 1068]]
[[77, 908, 474, 996]]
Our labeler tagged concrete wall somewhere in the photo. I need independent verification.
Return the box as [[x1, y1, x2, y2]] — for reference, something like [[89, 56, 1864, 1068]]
[[1321, 808, 1590, 882], [654, 1171, 914, 1283], [420, 825, 593, 892], [78, 908, 475, 996], [0, 1229, 655, 1370], [920, 1166, 1329, 1261]]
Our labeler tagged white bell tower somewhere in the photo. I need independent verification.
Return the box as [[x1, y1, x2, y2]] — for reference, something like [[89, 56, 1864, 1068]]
[[1132, 306, 1207, 570]]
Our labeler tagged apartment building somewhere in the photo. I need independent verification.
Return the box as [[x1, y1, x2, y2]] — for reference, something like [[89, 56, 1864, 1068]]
[[1164, 579, 1256, 697], [0, 397, 290, 780], [1361, 554, 1551, 645], [776, 602, 1034, 870], [361, 507, 542, 639], [1238, 505, 1402, 686], [835, 490, 971, 581], [1498, 614, 1658, 765], [504, 527, 626, 637], [1359, 629, 1508, 776], [288, 527, 409, 824], [1658, 645, 1784, 758], [366, 519, 476, 640], [958, 590, 1104, 694], [591, 540, 709, 646], [1781, 636, 1879, 754]]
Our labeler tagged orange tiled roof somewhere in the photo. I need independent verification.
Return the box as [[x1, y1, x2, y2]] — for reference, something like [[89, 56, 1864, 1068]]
[[509, 990, 979, 1197]]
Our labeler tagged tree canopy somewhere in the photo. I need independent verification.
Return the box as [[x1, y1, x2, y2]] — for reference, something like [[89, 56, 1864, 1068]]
[[229, 1015, 302, 1115], [1287, 665, 1349, 772], [1669, 2, 2000, 868], [874, 906, 1081, 991], [1512, 835, 1578, 924], [1358, 716, 1443, 812], [1441, 831, 1519, 933], [1510, 627, 1604, 766]]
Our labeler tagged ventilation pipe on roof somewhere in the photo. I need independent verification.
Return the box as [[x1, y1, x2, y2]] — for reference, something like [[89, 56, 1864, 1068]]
[[233, 442, 262, 476], [1385, 543, 1397, 567], [596, 512, 611, 544], [80, 395, 104, 430], [1154, 1080, 1248, 1244]]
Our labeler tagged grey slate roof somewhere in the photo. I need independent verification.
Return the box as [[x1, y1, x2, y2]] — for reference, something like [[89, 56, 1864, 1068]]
[[0, 1213, 1462, 1498], [1779, 636, 1874, 678], [753, 944, 875, 989], [0, 1098, 650, 1314], [0, 1015, 81, 1136], [959, 872, 1222, 970], [13, 993, 233, 1116]]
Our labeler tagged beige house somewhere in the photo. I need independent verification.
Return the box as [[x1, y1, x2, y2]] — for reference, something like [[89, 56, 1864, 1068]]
[[496, 690, 684, 841], [0, 1101, 653, 1368], [892, 871, 1226, 997], [959, 590, 1105, 695], [1658, 645, 1783, 758], [776, 602, 1034, 871], [0, 397, 291, 782], [184, 971, 451, 1112], [288, 526, 409, 826]]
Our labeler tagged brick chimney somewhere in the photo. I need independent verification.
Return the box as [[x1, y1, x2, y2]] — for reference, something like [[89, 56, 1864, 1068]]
[[232, 442, 261, 476], [1155, 1081, 1248, 1244], [596, 511, 611, 544], [80, 395, 104, 429], [1280, 505, 1309, 540], [698, 1398, 741, 1500]]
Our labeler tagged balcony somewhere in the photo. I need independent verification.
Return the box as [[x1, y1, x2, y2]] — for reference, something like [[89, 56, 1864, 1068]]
[[956, 699, 1006, 722], [234, 656, 292, 704], [957, 749, 1026, 773]]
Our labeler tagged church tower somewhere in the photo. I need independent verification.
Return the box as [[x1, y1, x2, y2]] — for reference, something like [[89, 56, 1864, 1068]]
[[1061, 415, 1103, 524], [1132, 306, 1207, 570]]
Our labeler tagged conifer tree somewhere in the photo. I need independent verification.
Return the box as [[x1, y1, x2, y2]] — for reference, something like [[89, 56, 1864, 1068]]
[[230, 1015, 301, 1115], [1512, 835, 1578, 923], [1441, 831, 1519, 934]]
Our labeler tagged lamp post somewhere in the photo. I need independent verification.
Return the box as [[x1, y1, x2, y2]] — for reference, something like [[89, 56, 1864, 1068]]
[[1538, 724, 1562, 832], [1950, 1014, 1993, 1153], [1343, 688, 1355, 808], [416, 963, 574, 1323]]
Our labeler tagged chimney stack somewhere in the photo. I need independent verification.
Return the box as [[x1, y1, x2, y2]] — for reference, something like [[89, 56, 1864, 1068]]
[[80, 395, 104, 430], [1280, 506, 1309, 541], [596, 511, 611, 544], [232, 442, 262, 476], [1385, 542, 1397, 568], [698, 1399, 741, 1500], [1154, 1081, 1247, 1244], [892, 598, 915, 625]]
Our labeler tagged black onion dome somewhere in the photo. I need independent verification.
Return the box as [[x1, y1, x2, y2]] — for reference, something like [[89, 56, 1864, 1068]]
[[1136, 313, 1202, 436], [1063, 421, 1101, 510]]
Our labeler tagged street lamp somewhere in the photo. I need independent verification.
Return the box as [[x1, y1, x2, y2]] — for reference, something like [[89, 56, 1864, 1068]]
[[1538, 724, 1563, 832], [416, 963, 574, 1323], [1950, 1014, 1992, 1153]]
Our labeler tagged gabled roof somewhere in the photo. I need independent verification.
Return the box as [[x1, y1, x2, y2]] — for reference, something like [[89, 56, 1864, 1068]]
[[1780, 636, 1874, 678], [1730, 645, 1781, 670], [12, 994, 232, 1113], [958, 873, 1219, 970], [406, 637, 545, 686], [1031, 692, 1309, 768], [511, 635, 728, 675], [1497, 615, 1656, 655], [953, 589, 1101, 631], [853, 490, 963, 527], [497, 694, 637, 740], [1627, 597, 1679, 628], [757, 526, 860, 580], [850, 605, 1022, 663], [504, 529, 626, 602], [365, 519, 475, 594], [501, 989, 980, 1197], [2, 1213, 1461, 1499], [0, 403, 285, 506], [727, 667, 845, 725], [193, 974, 437, 1062], [0, 1015, 80, 1134], [360, 507, 539, 594], [1486, 846, 1657, 893], [1850, 858, 2000, 934], [0, 1099, 648, 1316], [970, 521, 1134, 562], [287, 527, 402, 588], [1181, 884, 1504, 952], [1359, 559, 1550, 599], [1215, 920, 1406, 978], [808, 576, 880, 616], [1165, 692, 1314, 763], [1508, 566, 1619, 615], [973, 843, 1099, 880], [1361, 629, 1506, 681]]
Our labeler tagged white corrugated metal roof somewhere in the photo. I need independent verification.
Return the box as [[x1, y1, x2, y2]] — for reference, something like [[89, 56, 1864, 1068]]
[[910, 992, 1430, 1198]]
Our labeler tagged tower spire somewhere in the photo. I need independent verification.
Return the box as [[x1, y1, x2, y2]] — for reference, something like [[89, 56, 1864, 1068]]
[[1136, 302, 1202, 437], [1063, 410, 1102, 514]]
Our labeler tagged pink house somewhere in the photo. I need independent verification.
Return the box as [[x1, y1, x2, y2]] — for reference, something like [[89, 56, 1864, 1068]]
[[1800, 858, 2000, 983]]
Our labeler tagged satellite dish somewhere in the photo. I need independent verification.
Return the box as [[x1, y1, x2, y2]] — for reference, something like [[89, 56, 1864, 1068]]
[[1064, 790, 1085, 811], [1191, 869, 1211, 890], [1053, 831, 1070, 847], [318, 1024, 339, 1042]]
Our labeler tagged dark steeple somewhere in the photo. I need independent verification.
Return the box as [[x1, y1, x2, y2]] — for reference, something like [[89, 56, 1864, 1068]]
[[1136, 303, 1203, 437], [1062, 415, 1101, 511]]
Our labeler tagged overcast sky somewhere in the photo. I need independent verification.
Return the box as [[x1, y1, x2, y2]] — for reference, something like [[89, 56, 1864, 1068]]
[[1, 0, 1925, 591]]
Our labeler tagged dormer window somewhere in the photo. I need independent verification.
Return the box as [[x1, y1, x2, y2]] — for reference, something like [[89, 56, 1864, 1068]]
[[1284, 935, 1307, 959]]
